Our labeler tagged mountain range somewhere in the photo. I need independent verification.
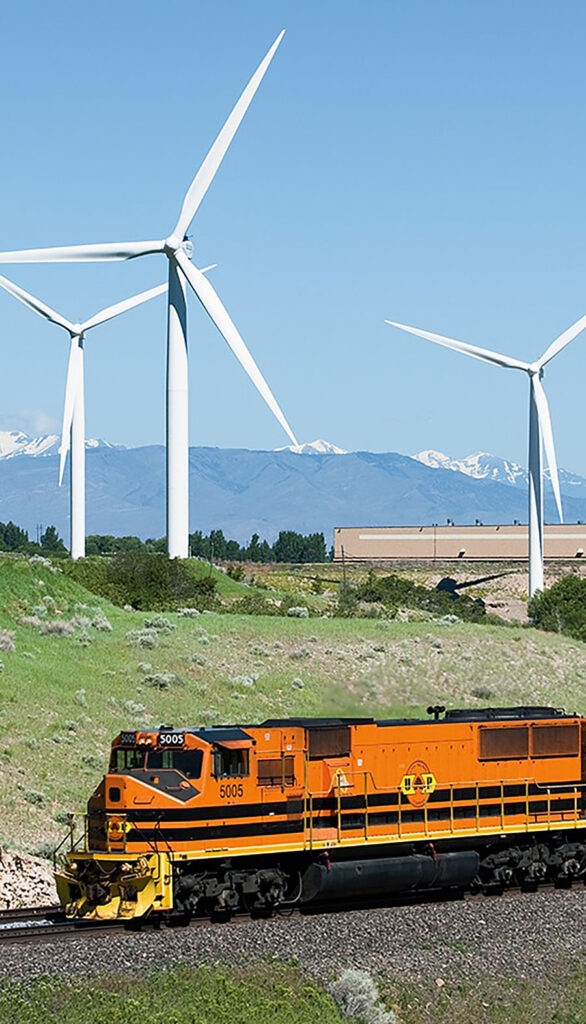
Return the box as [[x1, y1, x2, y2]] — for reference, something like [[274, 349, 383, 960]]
[[1, 433, 585, 545], [0, 431, 119, 460], [413, 449, 586, 499]]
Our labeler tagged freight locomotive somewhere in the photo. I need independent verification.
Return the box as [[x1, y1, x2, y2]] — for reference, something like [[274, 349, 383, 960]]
[[56, 705, 586, 919]]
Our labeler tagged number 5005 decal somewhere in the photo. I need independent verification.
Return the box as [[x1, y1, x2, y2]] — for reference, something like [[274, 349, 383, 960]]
[[219, 783, 243, 799]]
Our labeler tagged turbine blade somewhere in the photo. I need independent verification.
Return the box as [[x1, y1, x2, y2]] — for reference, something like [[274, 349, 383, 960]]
[[532, 374, 563, 523], [173, 30, 285, 239], [384, 320, 530, 371], [81, 283, 168, 332], [537, 315, 586, 368], [0, 240, 163, 263], [0, 274, 73, 331], [175, 248, 298, 446], [59, 338, 82, 486]]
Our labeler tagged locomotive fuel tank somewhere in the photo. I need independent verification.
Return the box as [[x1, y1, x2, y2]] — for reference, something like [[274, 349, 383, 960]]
[[301, 851, 480, 902]]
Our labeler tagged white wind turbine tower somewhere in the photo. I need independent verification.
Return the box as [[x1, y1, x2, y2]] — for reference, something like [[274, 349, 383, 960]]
[[0, 30, 298, 558], [0, 274, 168, 559], [385, 315, 586, 598]]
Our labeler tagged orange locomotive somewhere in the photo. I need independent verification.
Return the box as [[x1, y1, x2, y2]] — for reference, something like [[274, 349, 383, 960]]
[[56, 705, 586, 919]]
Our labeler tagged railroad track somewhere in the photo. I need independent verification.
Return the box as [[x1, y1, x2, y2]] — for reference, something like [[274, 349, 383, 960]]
[[0, 881, 580, 946], [0, 905, 127, 945]]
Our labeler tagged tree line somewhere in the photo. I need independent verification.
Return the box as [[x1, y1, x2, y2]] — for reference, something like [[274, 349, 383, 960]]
[[87, 529, 329, 563], [0, 520, 329, 563], [0, 521, 66, 554]]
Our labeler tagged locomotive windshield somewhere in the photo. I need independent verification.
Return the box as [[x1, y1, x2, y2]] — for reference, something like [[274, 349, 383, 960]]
[[109, 747, 203, 780], [146, 749, 203, 779]]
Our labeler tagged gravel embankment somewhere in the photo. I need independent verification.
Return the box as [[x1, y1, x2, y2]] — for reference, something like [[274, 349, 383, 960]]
[[1, 888, 585, 983]]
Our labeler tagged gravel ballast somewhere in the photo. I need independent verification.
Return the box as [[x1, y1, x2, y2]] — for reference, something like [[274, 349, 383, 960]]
[[0, 888, 585, 984]]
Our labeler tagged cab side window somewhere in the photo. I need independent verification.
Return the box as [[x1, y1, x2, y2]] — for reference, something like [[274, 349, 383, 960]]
[[110, 749, 144, 772], [213, 747, 249, 778]]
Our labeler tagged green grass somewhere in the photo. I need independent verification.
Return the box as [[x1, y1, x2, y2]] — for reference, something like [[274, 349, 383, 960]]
[[387, 966, 586, 1023], [1, 552, 586, 854], [1, 962, 585, 1024], [0, 963, 349, 1024]]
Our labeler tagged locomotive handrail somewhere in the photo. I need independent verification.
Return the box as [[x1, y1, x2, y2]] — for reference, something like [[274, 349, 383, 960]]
[[301, 769, 584, 849]]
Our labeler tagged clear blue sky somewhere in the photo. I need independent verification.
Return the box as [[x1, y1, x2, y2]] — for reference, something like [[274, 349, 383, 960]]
[[1, 0, 585, 472]]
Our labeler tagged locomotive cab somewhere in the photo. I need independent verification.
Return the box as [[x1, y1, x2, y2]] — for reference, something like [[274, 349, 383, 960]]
[[97, 728, 210, 836]]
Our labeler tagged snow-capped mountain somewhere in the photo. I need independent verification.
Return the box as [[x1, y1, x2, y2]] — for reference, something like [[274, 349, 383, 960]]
[[413, 449, 586, 497], [0, 431, 122, 461], [276, 439, 348, 455], [414, 449, 526, 485]]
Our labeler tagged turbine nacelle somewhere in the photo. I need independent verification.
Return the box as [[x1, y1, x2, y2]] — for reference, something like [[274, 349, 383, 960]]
[[164, 236, 189, 258]]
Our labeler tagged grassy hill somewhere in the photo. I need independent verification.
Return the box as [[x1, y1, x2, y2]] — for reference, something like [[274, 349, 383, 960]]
[[0, 552, 585, 855]]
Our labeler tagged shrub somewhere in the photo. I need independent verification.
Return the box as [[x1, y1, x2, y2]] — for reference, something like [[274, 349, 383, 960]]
[[54, 809, 73, 826], [226, 563, 245, 581], [64, 551, 218, 611], [20, 615, 41, 628], [472, 684, 495, 699], [329, 969, 396, 1024], [124, 700, 146, 714], [289, 648, 310, 660], [52, 732, 73, 744], [230, 593, 302, 617], [336, 584, 359, 618], [177, 607, 201, 617], [39, 620, 74, 637], [144, 615, 176, 632], [91, 610, 113, 632], [287, 606, 310, 618], [529, 574, 586, 642], [127, 628, 158, 649], [143, 672, 184, 690], [23, 789, 45, 807], [0, 629, 15, 652], [230, 674, 258, 688], [351, 572, 485, 623], [82, 753, 103, 770], [249, 644, 270, 657], [74, 689, 87, 706], [33, 840, 56, 860], [28, 554, 55, 570]]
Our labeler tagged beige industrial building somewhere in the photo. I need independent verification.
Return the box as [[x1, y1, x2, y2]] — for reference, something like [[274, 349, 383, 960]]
[[334, 524, 586, 562]]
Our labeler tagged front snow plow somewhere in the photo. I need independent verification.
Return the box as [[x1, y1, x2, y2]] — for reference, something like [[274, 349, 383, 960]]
[[55, 851, 173, 920]]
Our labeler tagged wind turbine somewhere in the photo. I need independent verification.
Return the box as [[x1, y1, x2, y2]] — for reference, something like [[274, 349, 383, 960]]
[[0, 30, 298, 558], [385, 315, 586, 598], [0, 274, 168, 559]]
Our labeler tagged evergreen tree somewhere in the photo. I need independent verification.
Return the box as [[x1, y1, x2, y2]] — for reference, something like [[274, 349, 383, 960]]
[[40, 525, 66, 553], [0, 520, 29, 551]]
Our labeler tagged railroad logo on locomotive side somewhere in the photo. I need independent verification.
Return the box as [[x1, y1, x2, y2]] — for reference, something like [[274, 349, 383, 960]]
[[400, 760, 437, 807]]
